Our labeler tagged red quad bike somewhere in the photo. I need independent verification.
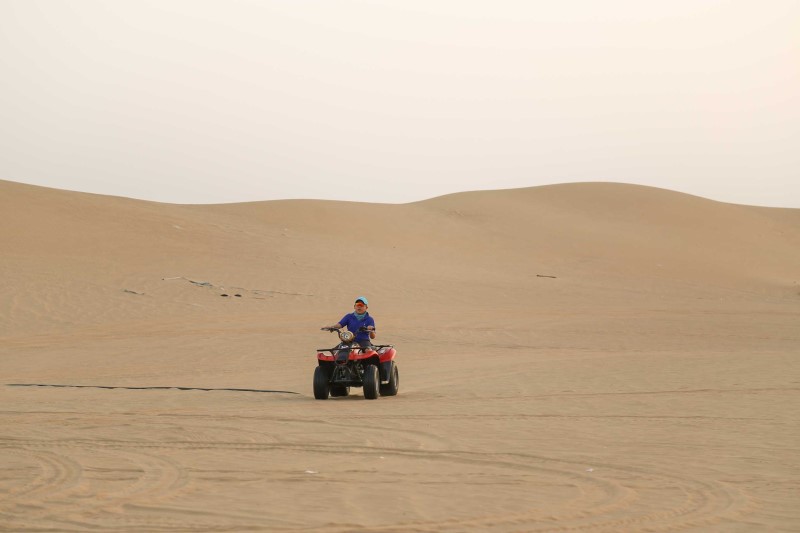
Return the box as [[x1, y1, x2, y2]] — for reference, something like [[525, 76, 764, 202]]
[[314, 327, 399, 400]]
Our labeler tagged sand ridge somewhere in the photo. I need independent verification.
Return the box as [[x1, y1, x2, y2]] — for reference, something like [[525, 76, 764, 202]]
[[1, 178, 798, 531]]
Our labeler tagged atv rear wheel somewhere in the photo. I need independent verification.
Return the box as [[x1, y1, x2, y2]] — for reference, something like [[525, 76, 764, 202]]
[[380, 362, 399, 396], [362, 365, 380, 400], [313, 366, 330, 400]]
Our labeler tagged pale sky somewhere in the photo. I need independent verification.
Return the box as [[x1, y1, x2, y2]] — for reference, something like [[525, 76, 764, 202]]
[[1, 0, 798, 207]]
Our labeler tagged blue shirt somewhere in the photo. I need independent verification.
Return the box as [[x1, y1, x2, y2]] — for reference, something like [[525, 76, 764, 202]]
[[338, 312, 375, 343]]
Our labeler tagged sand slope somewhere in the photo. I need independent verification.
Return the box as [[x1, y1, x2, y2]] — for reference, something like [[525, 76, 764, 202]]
[[1, 178, 798, 531]]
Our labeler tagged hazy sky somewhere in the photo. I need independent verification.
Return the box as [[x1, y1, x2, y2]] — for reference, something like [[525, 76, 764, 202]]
[[1, 0, 798, 207]]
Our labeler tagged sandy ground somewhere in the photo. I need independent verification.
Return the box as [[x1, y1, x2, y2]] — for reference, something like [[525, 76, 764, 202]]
[[1, 179, 799, 532]]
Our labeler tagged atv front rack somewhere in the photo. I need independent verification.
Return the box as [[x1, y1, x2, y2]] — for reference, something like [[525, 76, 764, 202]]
[[316, 344, 394, 353]]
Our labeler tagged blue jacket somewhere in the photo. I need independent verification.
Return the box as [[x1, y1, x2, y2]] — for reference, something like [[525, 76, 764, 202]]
[[338, 312, 375, 343]]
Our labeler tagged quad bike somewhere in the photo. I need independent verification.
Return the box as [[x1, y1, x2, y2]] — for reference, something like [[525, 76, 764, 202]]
[[314, 327, 399, 400]]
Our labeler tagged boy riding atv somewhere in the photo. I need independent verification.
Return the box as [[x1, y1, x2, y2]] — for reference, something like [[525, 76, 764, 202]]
[[321, 296, 375, 350], [315, 296, 398, 400]]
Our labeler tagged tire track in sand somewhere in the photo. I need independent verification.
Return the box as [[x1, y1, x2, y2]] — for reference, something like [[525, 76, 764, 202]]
[[0, 443, 191, 531], [0, 436, 754, 532]]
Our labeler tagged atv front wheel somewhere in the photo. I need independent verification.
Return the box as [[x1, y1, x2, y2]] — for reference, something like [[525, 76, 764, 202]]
[[380, 362, 399, 397], [362, 365, 380, 400], [313, 366, 330, 400]]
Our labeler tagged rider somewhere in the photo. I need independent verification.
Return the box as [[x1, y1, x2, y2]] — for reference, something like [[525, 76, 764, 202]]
[[323, 296, 376, 348]]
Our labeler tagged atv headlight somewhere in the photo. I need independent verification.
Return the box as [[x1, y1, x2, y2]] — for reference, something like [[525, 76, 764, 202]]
[[339, 330, 355, 343]]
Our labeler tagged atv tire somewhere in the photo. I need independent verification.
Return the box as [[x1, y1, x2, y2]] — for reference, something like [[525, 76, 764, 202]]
[[363, 365, 380, 400], [380, 362, 399, 396], [313, 366, 330, 400]]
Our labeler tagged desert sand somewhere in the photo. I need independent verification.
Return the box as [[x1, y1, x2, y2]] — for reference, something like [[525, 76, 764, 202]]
[[1, 178, 798, 532]]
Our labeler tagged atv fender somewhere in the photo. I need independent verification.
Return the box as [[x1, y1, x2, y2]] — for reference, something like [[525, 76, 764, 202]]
[[378, 347, 396, 363], [380, 360, 394, 383]]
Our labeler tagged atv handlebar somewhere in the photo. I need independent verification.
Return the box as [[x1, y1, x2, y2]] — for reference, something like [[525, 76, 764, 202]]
[[320, 326, 373, 332], [318, 326, 388, 352]]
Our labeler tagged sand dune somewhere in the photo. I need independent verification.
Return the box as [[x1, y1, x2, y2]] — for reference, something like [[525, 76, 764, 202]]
[[1, 178, 798, 531]]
